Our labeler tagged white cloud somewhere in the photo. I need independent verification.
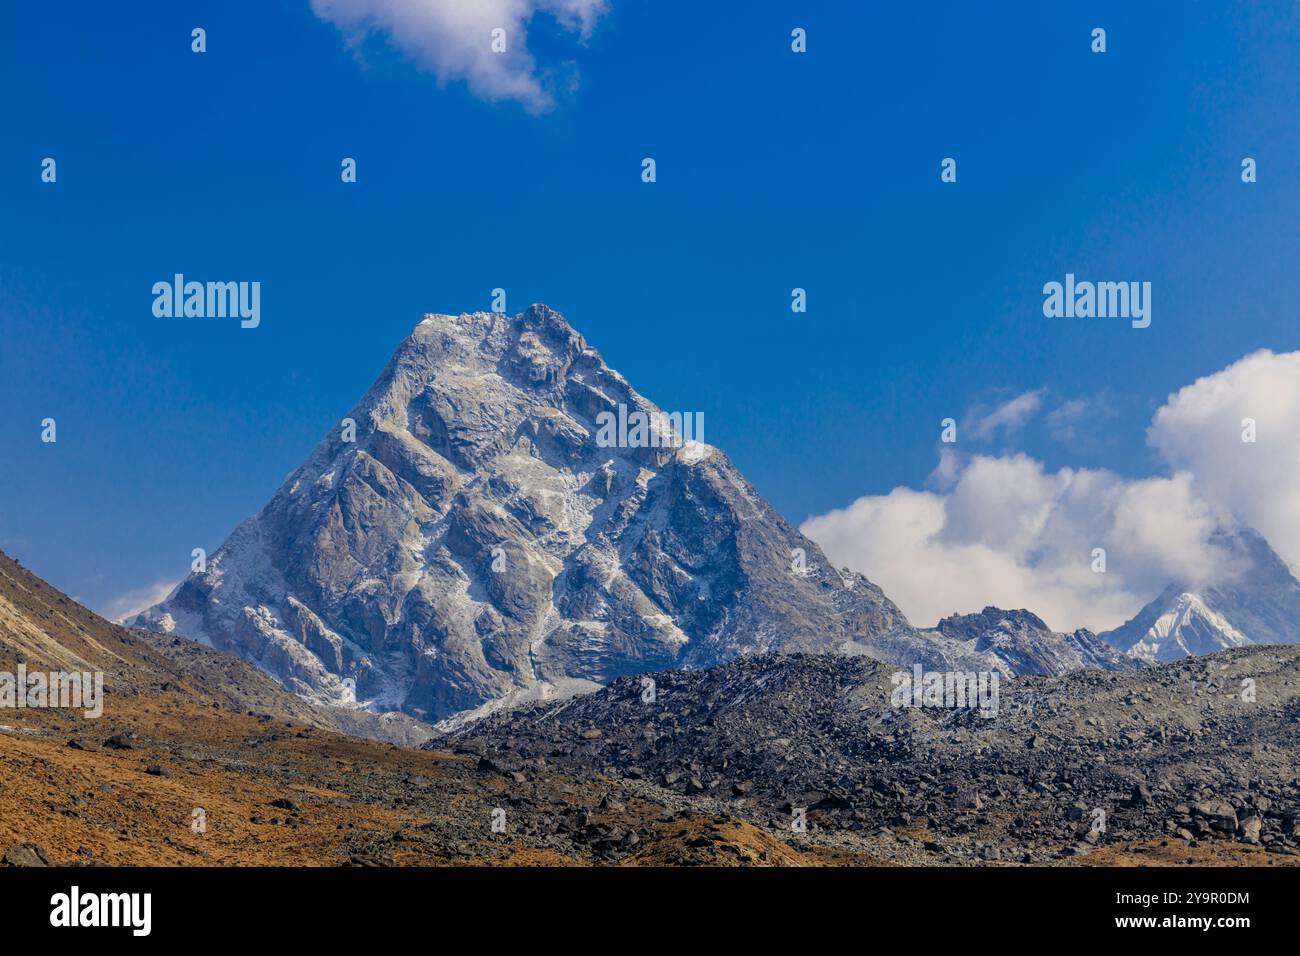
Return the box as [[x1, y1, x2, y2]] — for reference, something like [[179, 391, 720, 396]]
[[1149, 349, 1300, 571], [802, 352, 1300, 633], [311, 0, 610, 113], [802, 455, 1230, 632], [97, 579, 181, 624], [968, 390, 1043, 440]]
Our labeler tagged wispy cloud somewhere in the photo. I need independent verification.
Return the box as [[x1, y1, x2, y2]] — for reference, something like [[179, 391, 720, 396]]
[[311, 0, 610, 113], [1045, 398, 1088, 442], [1045, 393, 1115, 444], [968, 389, 1043, 440], [96, 578, 181, 624]]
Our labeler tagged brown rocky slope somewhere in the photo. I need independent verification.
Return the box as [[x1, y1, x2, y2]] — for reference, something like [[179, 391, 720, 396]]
[[3, 550, 1294, 867]]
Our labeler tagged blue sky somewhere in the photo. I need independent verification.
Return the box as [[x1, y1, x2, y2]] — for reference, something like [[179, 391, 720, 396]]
[[2, 1, 1299, 623]]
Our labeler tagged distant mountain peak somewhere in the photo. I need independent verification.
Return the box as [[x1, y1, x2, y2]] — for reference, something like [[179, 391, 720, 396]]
[[937, 606, 1051, 637], [931, 605, 1136, 676], [1101, 526, 1300, 663]]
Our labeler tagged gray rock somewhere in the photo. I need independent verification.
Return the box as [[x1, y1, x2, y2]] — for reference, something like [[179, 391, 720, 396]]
[[1194, 798, 1238, 833], [437, 644, 1300, 863], [2, 844, 51, 867], [1128, 782, 1153, 807]]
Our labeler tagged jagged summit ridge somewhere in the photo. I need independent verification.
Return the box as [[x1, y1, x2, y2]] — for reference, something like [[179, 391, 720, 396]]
[[935, 606, 1137, 674]]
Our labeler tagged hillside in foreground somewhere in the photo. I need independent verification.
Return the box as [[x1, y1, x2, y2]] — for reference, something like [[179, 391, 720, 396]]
[[3, 550, 1297, 867]]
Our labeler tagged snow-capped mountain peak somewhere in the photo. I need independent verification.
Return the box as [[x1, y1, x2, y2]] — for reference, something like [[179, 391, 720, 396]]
[[132, 306, 914, 722], [1101, 527, 1300, 663]]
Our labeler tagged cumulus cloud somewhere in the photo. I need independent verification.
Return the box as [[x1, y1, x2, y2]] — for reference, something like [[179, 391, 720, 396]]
[[97, 578, 181, 624], [311, 0, 609, 113], [802, 351, 1300, 632], [802, 456, 1230, 632], [1149, 349, 1300, 570]]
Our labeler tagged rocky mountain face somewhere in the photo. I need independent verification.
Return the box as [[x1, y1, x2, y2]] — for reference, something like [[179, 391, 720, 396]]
[[1102, 528, 1300, 663], [438, 645, 1300, 863], [132, 306, 943, 724], [934, 607, 1137, 675]]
